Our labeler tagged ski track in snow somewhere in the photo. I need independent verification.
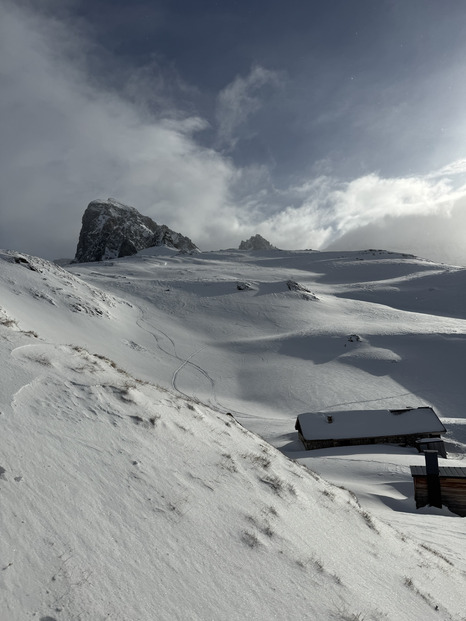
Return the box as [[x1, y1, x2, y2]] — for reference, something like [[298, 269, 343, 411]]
[[135, 305, 223, 410], [136, 311, 178, 360], [133, 299, 248, 418]]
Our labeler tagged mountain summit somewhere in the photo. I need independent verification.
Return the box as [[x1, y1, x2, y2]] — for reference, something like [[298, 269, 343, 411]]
[[239, 234, 276, 250], [74, 198, 198, 262]]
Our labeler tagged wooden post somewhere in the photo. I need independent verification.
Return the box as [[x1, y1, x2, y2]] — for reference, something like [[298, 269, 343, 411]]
[[425, 450, 442, 509]]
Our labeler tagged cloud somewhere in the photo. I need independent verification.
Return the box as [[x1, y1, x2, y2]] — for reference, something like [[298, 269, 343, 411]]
[[0, 1, 241, 258], [324, 200, 466, 266], [236, 168, 466, 266], [427, 158, 466, 179], [215, 65, 281, 151]]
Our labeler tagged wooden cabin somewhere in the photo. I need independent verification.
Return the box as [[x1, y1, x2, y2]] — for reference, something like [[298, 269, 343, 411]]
[[415, 437, 447, 458], [295, 407, 446, 452], [411, 452, 466, 517]]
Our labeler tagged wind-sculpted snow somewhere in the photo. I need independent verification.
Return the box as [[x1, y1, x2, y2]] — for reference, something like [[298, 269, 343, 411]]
[[2, 333, 466, 620], [1, 245, 466, 619], [0, 250, 124, 319]]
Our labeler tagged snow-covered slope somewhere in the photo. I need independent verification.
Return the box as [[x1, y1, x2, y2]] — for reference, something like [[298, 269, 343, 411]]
[[1, 247, 466, 620]]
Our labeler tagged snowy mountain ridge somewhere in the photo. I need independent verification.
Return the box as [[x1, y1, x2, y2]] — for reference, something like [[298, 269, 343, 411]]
[[1, 246, 466, 620]]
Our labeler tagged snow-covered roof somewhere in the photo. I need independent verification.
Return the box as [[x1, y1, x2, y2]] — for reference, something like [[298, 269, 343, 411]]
[[410, 466, 466, 478], [296, 407, 446, 441]]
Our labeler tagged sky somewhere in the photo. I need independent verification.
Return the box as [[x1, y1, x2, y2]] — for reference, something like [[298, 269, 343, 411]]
[[1, 0, 466, 264]]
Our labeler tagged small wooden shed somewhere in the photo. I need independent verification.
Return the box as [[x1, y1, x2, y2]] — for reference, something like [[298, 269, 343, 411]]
[[415, 437, 447, 458], [411, 454, 466, 517], [295, 407, 446, 452]]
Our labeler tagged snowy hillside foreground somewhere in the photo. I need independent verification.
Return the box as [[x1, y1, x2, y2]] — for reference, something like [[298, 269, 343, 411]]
[[1, 249, 466, 620]]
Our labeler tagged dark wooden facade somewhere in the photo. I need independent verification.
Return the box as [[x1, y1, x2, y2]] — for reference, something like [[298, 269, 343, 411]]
[[296, 429, 443, 452], [415, 438, 447, 458], [411, 466, 466, 517]]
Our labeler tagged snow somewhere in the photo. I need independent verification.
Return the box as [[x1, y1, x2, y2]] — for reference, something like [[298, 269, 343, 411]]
[[1, 246, 466, 620], [297, 407, 446, 441], [89, 197, 138, 213], [411, 466, 466, 477]]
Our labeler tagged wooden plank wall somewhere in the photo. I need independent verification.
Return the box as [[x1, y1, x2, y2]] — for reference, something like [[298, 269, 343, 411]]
[[413, 476, 466, 517]]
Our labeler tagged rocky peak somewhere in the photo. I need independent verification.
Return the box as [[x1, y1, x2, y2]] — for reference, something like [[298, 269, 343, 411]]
[[74, 199, 198, 263], [239, 234, 276, 251]]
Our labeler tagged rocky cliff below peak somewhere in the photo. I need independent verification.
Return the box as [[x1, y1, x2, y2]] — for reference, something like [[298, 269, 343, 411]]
[[74, 199, 198, 262]]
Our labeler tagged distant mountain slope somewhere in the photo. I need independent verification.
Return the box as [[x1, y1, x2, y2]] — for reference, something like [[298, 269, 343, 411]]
[[74, 198, 198, 262]]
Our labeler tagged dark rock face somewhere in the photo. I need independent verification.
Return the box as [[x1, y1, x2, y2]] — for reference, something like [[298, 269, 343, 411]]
[[239, 234, 276, 251], [74, 198, 198, 262]]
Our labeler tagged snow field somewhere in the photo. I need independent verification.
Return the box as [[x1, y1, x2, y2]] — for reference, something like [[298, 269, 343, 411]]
[[1, 247, 466, 619]]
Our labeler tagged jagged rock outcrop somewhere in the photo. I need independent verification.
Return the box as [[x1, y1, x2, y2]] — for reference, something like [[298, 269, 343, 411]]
[[239, 234, 276, 251], [74, 198, 198, 262], [286, 280, 319, 300]]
